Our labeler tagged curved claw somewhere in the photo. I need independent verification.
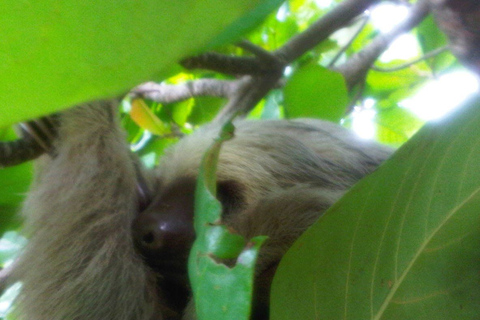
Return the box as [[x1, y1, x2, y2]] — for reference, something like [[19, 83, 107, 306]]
[[0, 115, 59, 168], [18, 115, 59, 153]]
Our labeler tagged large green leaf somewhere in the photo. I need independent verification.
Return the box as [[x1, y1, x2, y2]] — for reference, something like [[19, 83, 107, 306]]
[[0, 0, 281, 127], [271, 96, 480, 319], [207, 0, 284, 49]]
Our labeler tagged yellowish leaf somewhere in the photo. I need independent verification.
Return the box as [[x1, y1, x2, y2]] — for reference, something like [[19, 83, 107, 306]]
[[130, 99, 169, 136]]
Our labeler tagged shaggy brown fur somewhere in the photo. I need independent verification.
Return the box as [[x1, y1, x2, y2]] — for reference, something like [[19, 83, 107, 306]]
[[13, 101, 392, 320]]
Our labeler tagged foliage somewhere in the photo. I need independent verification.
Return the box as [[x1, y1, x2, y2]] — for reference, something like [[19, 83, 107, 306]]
[[272, 96, 480, 319], [189, 122, 267, 320], [0, 0, 478, 319], [0, 0, 283, 127], [0, 128, 33, 234], [283, 64, 348, 121]]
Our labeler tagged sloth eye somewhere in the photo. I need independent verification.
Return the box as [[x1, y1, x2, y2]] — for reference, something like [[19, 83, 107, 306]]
[[216, 180, 245, 218]]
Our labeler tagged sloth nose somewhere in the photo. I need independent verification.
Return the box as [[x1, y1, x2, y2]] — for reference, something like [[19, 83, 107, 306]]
[[132, 210, 195, 257], [136, 215, 165, 250]]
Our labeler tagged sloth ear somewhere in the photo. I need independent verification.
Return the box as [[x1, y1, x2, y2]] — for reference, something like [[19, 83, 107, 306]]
[[217, 180, 246, 218]]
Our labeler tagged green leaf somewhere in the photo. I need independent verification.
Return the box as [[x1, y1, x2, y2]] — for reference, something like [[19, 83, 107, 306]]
[[205, 225, 246, 260], [351, 23, 376, 53], [0, 128, 33, 234], [189, 122, 267, 320], [271, 96, 480, 319], [375, 107, 424, 146], [284, 64, 348, 122], [207, 0, 284, 49], [417, 16, 446, 54], [367, 67, 423, 92], [171, 99, 194, 126], [188, 97, 226, 126], [0, 0, 279, 127], [0, 162, 33, 235], [416, 16, 455, 71]]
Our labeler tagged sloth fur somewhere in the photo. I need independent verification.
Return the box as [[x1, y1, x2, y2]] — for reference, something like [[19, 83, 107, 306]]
[[12, 101, 392, 320]]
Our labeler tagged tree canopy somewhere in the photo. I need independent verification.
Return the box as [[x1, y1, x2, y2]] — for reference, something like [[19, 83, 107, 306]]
[[0, 0, 479, 319]]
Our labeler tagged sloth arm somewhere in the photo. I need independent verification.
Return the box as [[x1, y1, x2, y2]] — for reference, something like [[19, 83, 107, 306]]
[[14, 101, 161, 320]]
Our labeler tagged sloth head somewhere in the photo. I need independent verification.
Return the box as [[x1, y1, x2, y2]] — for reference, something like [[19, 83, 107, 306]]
[[131, 119, 392, 315]]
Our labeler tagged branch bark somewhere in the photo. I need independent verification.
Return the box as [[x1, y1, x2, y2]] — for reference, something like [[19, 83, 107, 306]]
[[274, 0, 379, 64], [214, 72, 284, 123], [371, 46, 449, 72], [176, 0, 387, 120], [170, 0, 430, 118], [430, 0, 480, 75], [0, 116, 58, 168], [2, 0, 435, 167], [132, 79, 240, 103], [181, 53, 269, 76], [335, 0, 431, 89]]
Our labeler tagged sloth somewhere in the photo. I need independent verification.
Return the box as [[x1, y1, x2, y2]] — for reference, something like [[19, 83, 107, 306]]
[[11, 100, 392, 320]]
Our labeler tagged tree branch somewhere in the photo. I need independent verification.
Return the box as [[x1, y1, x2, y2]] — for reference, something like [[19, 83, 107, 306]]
[[2, 0, 434, 167], [328, 14, 370, 68], [274, 0, 379, 64], [181, 53, 271, 76], [0, 116, 58, 168], [178, 0, 385, 119], [213, 72, 284, 123], [372, 45, 449, 72], [335, 0, 431, 89], [132, 79, 240, 103], [237, 40, 279, 64], [431, 0, 480, 75], [133, 0, 430, 121]]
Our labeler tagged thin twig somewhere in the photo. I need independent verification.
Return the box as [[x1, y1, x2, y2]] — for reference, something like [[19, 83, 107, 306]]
[[237, 40, 279, 65], [131, 79, 241, 103], [335, 0, 431, 89], [328, 14, 370, 68], [371, 46, 449, 72]]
